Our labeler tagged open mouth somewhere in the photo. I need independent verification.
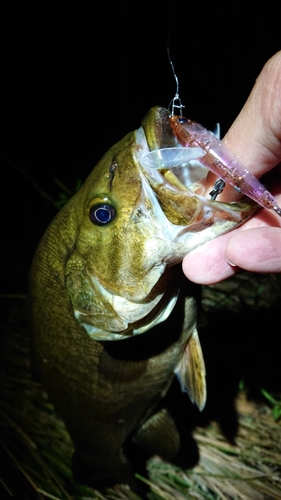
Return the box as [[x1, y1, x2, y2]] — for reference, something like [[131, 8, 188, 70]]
[[135, 107, 215, 212], [134, 107, 238, 230]]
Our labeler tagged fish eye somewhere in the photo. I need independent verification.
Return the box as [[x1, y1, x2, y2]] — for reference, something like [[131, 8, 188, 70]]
[[89, 203, 116, 226]]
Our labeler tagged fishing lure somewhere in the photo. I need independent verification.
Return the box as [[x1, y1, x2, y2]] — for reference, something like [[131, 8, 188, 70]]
[[169, 115, 281, 217]]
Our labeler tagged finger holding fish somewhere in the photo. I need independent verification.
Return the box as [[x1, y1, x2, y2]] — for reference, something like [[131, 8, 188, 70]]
[[182, 208, 281, 284]]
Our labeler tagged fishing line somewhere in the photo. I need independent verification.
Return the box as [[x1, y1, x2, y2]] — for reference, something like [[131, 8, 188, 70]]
[[167, 36, 185, 116]]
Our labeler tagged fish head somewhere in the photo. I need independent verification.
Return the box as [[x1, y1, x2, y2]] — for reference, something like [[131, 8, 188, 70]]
[[65, 107, 256, 339]]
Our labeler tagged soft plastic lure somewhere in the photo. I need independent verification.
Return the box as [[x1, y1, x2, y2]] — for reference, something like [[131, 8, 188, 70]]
[[169, 116, 281, 217]]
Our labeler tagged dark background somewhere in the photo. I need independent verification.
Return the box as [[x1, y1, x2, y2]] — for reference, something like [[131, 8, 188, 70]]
[[2, 2, 280, 293]]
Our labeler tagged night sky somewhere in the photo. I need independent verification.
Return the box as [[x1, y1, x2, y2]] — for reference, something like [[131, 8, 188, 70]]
[[2, 2, 280, 292]]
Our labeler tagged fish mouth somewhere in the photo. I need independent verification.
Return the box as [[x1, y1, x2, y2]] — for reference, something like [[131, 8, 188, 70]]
[[138, 106, 210, 225], [135, 106, 256, 234], [140, 106, 208, 185]]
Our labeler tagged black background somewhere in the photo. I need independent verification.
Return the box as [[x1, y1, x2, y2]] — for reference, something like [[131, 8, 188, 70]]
[[2, 2, 281, 292]]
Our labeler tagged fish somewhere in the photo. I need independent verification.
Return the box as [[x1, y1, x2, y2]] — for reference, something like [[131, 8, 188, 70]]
[[29, 106, 256, 489]]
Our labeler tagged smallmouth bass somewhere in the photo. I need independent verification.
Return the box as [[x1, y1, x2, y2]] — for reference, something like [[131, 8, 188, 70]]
[[29, 107, 256, 488]]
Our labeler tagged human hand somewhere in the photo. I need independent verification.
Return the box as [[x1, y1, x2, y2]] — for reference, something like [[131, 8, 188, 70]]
[[183, 51, 281, 284]]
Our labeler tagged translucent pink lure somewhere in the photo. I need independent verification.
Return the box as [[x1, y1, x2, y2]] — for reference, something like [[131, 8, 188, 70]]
[[170, 116, 281, 217]]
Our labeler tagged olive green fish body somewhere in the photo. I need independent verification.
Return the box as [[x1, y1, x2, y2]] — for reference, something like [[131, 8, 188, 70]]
[[29, 107, 256, 487]]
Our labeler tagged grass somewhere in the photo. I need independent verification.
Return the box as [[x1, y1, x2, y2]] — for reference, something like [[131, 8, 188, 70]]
[[0, 271, 281, 499], [261, 390, 281, 422]]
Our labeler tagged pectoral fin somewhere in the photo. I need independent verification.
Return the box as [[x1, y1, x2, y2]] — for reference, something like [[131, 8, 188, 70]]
[[174, 327, 206, 411]]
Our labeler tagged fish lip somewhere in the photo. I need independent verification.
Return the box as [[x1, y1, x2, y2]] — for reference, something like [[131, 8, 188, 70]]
[[141, 106, 177, 151]]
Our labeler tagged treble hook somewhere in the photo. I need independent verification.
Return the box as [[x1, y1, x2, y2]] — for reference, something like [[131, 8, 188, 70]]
[[167, 45, 185, 117]]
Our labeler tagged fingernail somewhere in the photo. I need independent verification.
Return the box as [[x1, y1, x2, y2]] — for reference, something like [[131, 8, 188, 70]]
[[226, 259, 237, 267]]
